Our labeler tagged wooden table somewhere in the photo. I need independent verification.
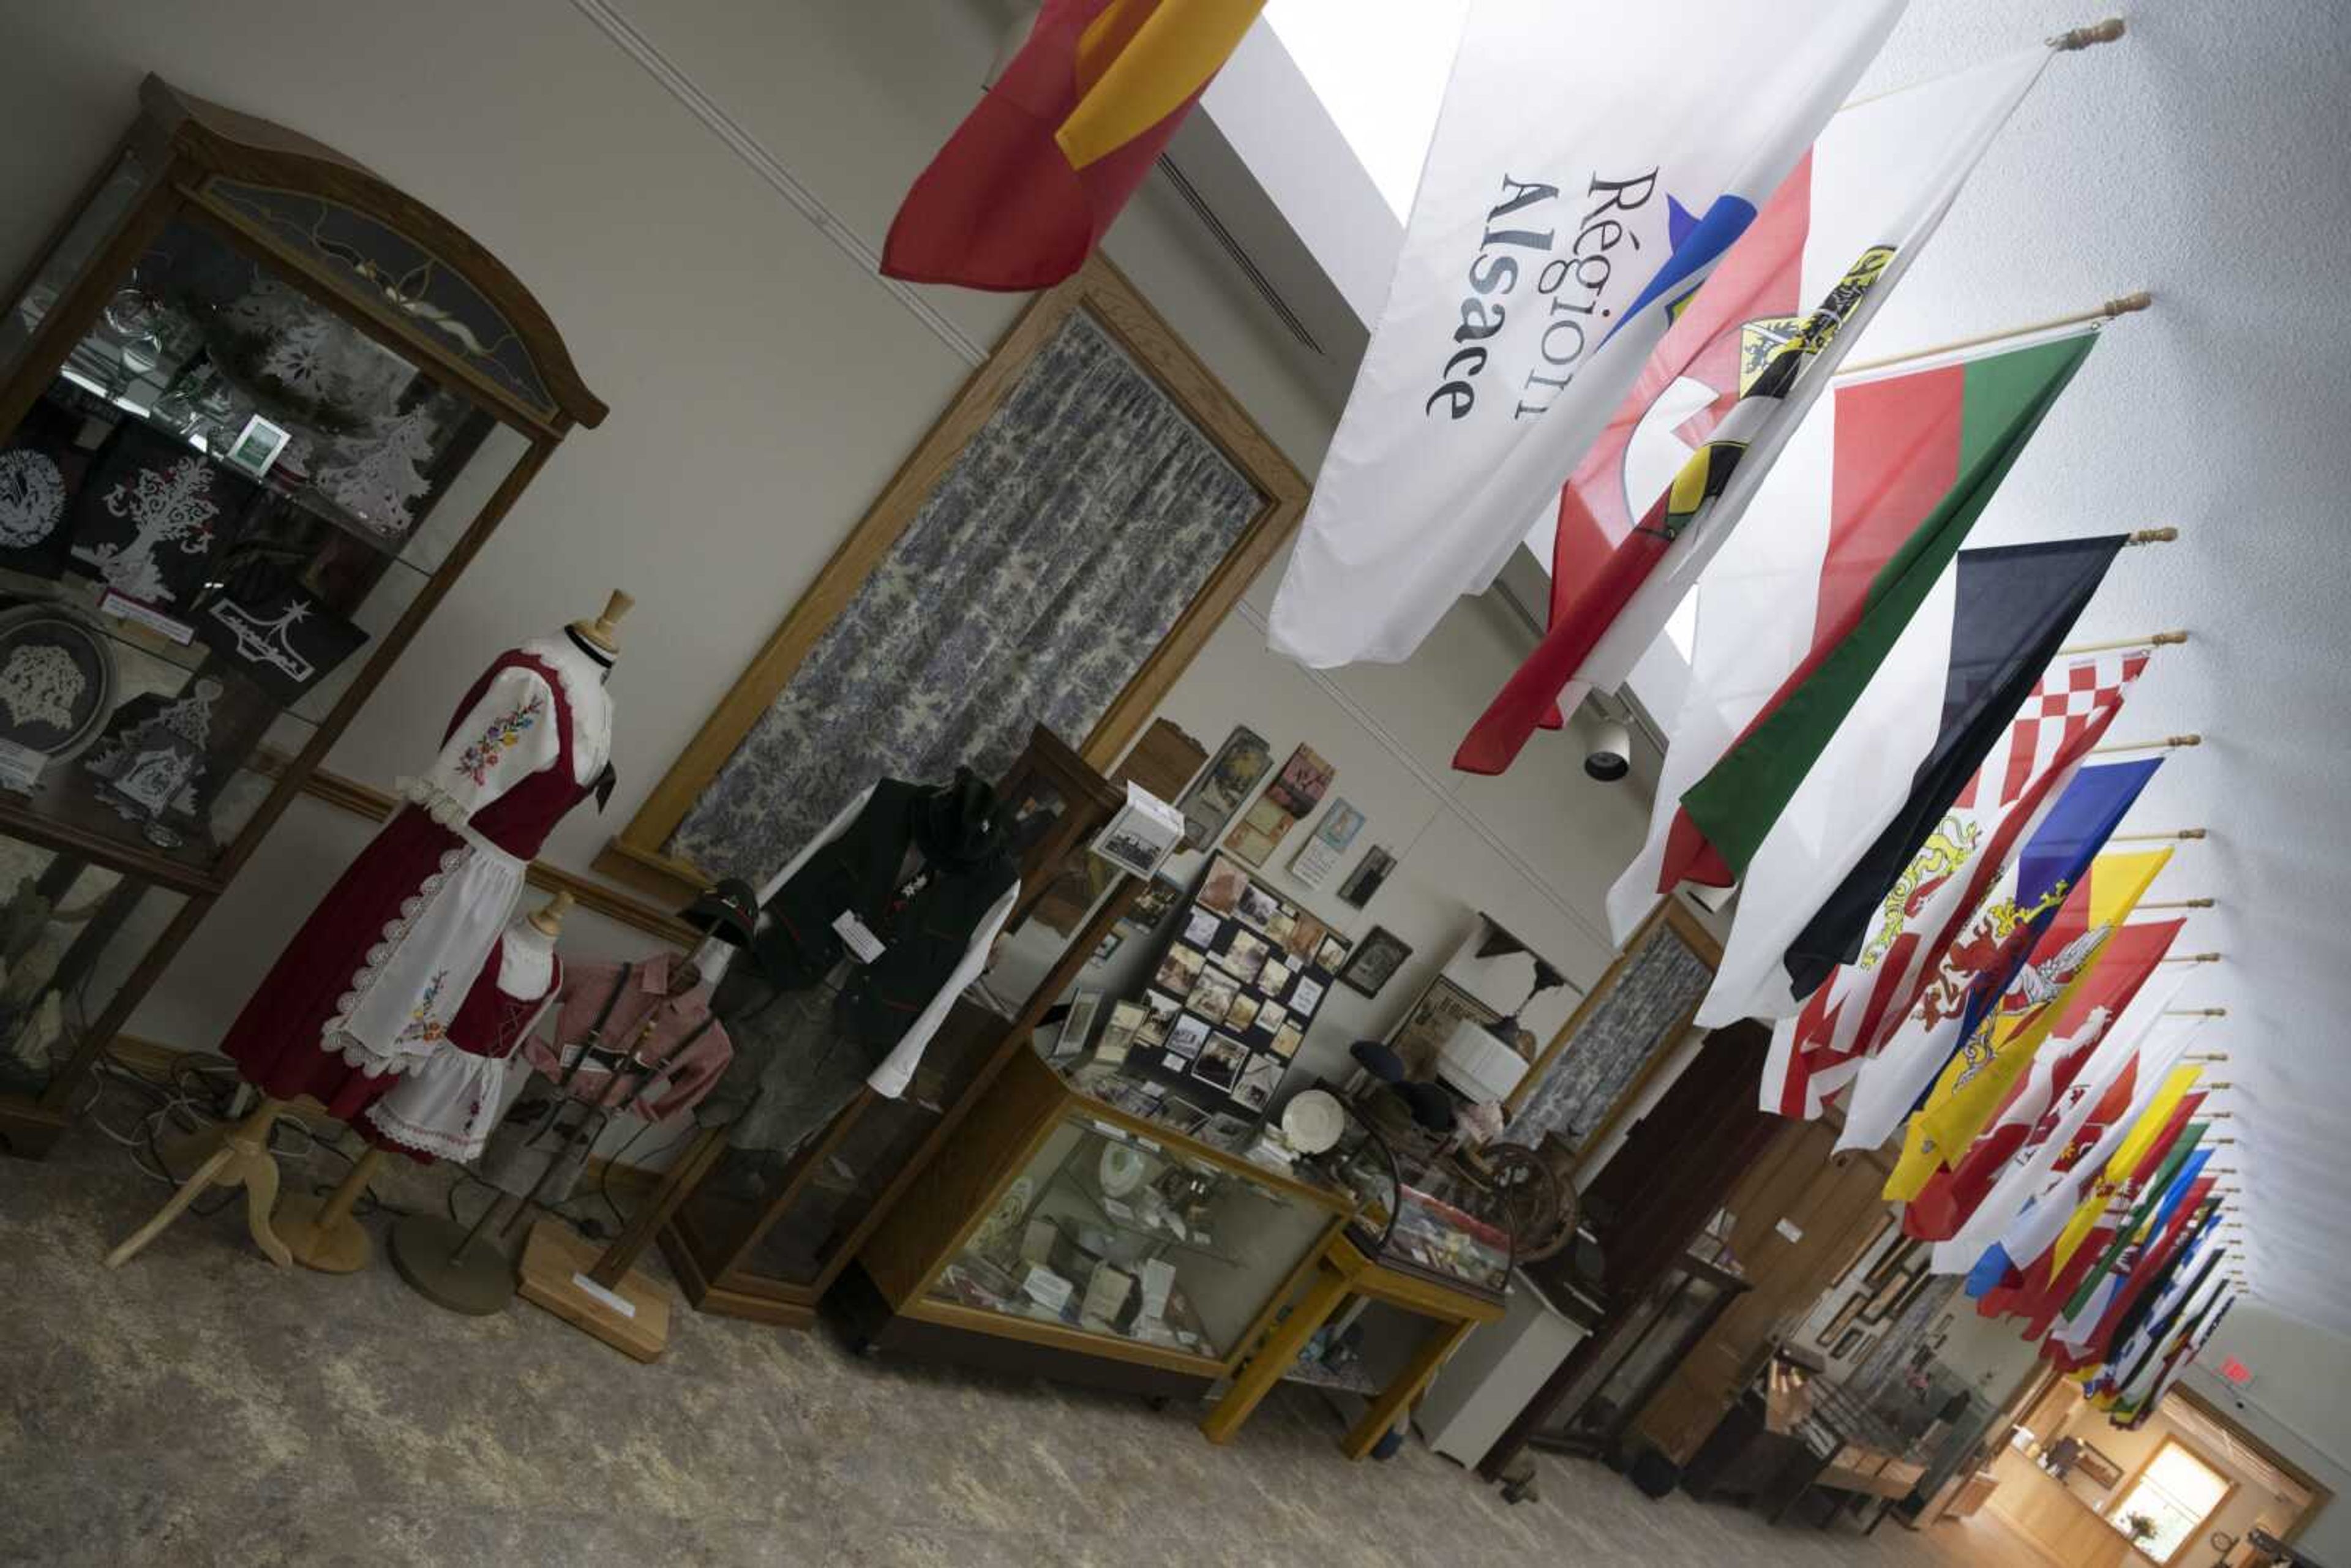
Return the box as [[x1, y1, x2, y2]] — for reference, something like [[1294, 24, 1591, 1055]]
[[1201, 1232, 1507, 1458]]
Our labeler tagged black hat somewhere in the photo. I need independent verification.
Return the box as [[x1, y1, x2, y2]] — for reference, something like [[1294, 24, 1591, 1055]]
[[680, 876, 758, 949]]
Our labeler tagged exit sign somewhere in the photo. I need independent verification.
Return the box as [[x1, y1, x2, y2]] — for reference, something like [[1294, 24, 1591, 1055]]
[[2218, 1356, 2254, 1386]]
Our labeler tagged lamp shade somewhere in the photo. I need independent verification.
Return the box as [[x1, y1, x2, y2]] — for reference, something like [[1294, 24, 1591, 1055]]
[[1436, 1017, 1528, 1103]]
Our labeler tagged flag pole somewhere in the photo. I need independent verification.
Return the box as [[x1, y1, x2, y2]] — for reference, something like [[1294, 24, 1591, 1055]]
[[2159, 953, 2223, 965], [2125, 527, 2179, 546], [2167, 1008, 2227, 1018], [2142, 898, 2216, 910], [2093, 733, 2201, 755], [2184, 1052, 2230, 1061], [2061, 629, 2189, 656], [2112, 828, 2207, 842], [1836, 291, 2150, 377], [2052, 18, 2129, 50]]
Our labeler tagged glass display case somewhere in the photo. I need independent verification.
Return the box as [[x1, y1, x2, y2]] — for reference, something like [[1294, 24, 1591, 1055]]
[[661, 727, 1125, 1326], [0, 76, 604, 1155], [852, 1047, 1354, 1395], [1317, 1089, 1516, 1301]]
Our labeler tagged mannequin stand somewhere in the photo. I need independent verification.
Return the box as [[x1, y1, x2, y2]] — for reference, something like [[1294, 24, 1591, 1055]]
[[388, 1196, 519, 1316], [106, 1097, 295, 1270], [517, 1118, 731, 1362], [276, 1146, 386, 1274]]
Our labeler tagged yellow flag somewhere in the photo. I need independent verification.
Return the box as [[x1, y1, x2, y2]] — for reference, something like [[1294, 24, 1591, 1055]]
[[1885, 849, 2171, 1200], [1059, 0, 1267, 170], [2050, 1062, 2203, 1274]]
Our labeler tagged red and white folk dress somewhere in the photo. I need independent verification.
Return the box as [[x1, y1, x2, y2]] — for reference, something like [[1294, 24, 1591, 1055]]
[[219, 637, 612, 1122], [362, 914, 563, 1164]]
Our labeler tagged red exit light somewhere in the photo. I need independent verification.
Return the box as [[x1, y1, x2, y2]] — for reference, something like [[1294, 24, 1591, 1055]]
[[2219, 1356, 2254, 1386]]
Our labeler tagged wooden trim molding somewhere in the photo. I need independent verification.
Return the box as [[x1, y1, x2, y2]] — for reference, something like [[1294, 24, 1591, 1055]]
[[269, 753, 696, 946], [590, 253, 1311, 907]]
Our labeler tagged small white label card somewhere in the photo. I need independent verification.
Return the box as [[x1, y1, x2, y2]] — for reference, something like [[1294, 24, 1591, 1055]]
[[1021, 1264, 1074, 1314], [99, 589, 195, 645], [0, 737, 45, 793], [831, 910, 887, 963]]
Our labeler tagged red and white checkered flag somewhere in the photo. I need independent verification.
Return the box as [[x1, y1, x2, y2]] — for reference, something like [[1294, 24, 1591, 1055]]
[[1761, 647, 2153, 1119]]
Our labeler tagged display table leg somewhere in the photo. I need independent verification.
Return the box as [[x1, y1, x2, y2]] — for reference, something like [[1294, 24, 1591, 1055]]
[[1341, 1316, 1476, 1461], [277, 1146, 385, 1274], [1199, 1264, 1352, 1446], [105, 1097, 294, 1269]]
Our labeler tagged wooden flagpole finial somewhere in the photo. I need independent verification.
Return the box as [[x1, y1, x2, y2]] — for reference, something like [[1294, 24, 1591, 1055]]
[[2128, 526, 2180, 546], [2113, 827, 2207, 842], [2103, 288, 2153, 315], [2061, 630, 2187, 656], [2054, 17, 2128, 50], [2093, 733, 2202, 755]]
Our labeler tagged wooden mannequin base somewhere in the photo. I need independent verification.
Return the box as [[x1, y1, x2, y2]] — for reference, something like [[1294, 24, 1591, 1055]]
[[519, 1218, 672, 1363], [105, 1098, 293, 1270], [275, 1192, 372, 1274]]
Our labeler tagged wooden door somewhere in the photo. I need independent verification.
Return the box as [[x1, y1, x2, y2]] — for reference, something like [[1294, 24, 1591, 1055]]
[[1630, 1120, 1895, 1465]]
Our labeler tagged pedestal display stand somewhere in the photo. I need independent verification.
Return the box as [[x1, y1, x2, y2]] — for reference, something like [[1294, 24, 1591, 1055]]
[[276, 1147, 386, 1274], [105, 1097, 295, 1269], [388, 1202, 522, 1317]]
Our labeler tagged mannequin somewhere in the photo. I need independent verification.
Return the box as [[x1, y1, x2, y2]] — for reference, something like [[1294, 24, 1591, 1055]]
[[383, 890, 575, 1315], [107, 595, 629, 1270], [279, 891, 573, 1274], [694, 771, 1020, 1200]]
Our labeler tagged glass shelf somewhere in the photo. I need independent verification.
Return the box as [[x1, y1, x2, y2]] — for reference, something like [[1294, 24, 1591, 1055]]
[[923, 1107, 1337, 1363]]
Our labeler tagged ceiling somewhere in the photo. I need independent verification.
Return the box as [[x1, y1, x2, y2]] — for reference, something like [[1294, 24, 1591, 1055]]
[[1216, 1, 2351, 1337]]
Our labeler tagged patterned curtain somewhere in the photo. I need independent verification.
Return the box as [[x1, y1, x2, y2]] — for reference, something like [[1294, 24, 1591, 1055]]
[[668, 312, 1261, 882]]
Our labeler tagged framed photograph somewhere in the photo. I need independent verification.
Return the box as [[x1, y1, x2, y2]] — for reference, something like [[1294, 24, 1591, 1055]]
[[1338, 926, 1413, 999], [1120, 872, 1186, 934], [1886, 1263, 1939, 1323], [1269, 1022, 1304, 1059], [1337, 846, 1395, 909], [1289, 797, 1365, 889], [1219, 926, 1270, 986], [1256, 1000, 1289, 1038], [1815, 1293, 1869, 1349], [1055, 991, 1102, 1062], [1182, 906, 1224, 948], [1234, 1053, 1282, 1112], [1864, 1234, 1921, 1289], [1264, 744, 1334, 816], [1096, 1000, 1149, 1066], [1154, 942, 1206, 993], [1831, 1327, 1872, 1362], [1189, 964, 1241, 1025], [1165, 1013, 1212, 1060], [1196, 1112, 1256, 1152], [1223, 793, 1290, 866], [1224, 994, 1262, 1033], [220, 413, 292, 479], [1138, 990, 1182, 1048], [1314, 934, 1349, 972], [2072, 1445, 2126, 1491], [1191, 1032, 1249, 1090], [1863, 1259, 1924, 1323], [1385, 975, 1498, 1078], [1179, 726, 1273, 850], [1198, 854, 1251, 915], [1233, 880, 1281, 932], [1092, 781, 1184, 879], [1264, 905, 1299, 949]]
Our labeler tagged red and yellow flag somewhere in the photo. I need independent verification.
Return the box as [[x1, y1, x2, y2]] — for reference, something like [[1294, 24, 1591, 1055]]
[[883, 0, 1264, 291]]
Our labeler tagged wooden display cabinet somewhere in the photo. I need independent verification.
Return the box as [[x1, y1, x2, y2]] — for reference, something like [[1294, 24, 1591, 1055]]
[[660, 725, 1124, 1326], [0, 76, 604, 1157], [841, 1048, 1354, 1400]]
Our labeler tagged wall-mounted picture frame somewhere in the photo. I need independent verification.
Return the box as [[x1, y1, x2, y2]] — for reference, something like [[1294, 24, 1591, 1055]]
[[1054, 991, 1102, 1063], [1832, 1328, 1873, 1362], [1337, 926, 1412, 999], [1337, 845, 1395, 909], [1816, 1293, 1869, 1350]]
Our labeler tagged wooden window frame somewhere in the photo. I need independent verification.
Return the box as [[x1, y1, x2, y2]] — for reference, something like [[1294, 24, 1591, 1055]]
[[593, 255, 1308, 907], [2107, 1432, 2238, 1567]]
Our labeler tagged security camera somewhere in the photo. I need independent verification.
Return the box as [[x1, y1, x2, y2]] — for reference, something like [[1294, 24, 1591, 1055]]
[[1585, 719, 1632, 782]]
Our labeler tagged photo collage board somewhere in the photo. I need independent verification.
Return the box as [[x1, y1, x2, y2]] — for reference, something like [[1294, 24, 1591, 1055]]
[[1126, 852, 1352, 1122]]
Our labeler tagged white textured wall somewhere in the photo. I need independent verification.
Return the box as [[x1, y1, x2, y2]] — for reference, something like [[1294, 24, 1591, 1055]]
[[0, 0, 1655, 1150]]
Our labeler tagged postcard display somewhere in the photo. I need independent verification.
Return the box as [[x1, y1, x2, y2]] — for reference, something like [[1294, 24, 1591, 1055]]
[[1128, 852, 1351, 1122], [0, 77, 606, 1155]]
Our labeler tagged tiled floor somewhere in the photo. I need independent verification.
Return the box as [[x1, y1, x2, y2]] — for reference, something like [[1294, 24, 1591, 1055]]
[[2, 1116, 2048, 1567]]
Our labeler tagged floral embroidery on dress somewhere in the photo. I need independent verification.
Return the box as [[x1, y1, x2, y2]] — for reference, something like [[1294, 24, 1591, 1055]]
[[397, 969, 451, 1046], [455, 692, 546, 785]]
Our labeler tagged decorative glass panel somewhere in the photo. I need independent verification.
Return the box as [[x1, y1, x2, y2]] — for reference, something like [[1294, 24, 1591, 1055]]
[[203, 179, 553, 417], [0, 827, 183, 1102], [0, 150, 148, 382]]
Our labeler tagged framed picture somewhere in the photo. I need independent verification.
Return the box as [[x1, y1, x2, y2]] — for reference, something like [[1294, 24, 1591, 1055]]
[[1188, 964, 1242, 1026], [1153, 942, 1205, 993], [1055, 991, 1101, 1062], [1259, 956, 1293, 999], [1181, 906, 1223, 948], [1831, 1327, 1872, 1362], [1218, 926, 1270, 986], [2072, 1445, 2126, 1491], [1089, 930, 1122, 966], [1092, 781, 1183, 879], [1815, 1293, 1868, 1349], [1138, 990, 1182, 1048], [1164, 1013, 1212, 1060], [1095, 1000, 1148, 1066], [1233, 879, 1281, 932], [1863, 1259, 1924, 1323], [1289, 797, 1365, 889], [1337, 846, 1395, 909], [1224, 744, 1332, 867], [1864, 1234, 1921, 1289], [1385, 975, 1498, 1079], [1119, 872, 1186, 934], [1198, 854, 1251, 915], [1338, 926, 1413, 999], [1234, 1053, 1281, 1111], [1191, 1032, 1248, 1090], [1179, 726, 1275, 850], [1224, 994, 1261, 1033]]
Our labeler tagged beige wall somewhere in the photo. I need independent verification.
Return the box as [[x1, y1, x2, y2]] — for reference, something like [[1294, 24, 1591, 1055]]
[[0, 1, 1660, 1149]]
